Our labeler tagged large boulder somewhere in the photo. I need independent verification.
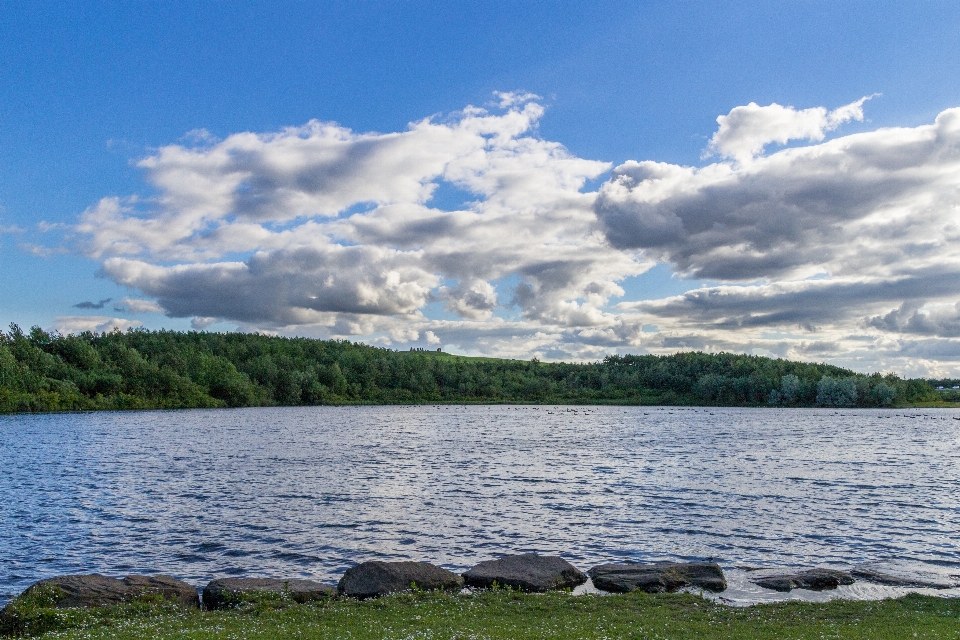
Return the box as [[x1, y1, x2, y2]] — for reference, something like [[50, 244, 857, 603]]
[[751, 568, 855, 592], [588, 561, 727, 593], [203, 578, 335, 609], [338, 561, 464, 599], [5, 574, 198, 609], [462, 553, 587, 592]]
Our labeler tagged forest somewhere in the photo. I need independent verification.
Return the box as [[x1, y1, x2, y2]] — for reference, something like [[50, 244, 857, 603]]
[[0, 324, 943, 413]]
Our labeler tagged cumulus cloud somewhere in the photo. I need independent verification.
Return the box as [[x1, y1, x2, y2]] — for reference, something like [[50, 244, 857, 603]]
[[51, 316, 143, 335], [867, 301, 960, 337], [101, 243, 440, 323], [69, 94, 960, 373], [76, 94, 639, 353], [706, 96, 873, 162], [191, 316, 218, 330], [593, 100, 960, 374], [597, 106, 960, 281], [438, 279, 499, 320]]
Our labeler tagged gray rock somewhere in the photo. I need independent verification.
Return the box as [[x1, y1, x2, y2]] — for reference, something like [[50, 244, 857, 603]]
[[850, 567, 957, 589], [6, 574, 198, 609], [587, 561, 727, 593], [462, 553, 587, 592], [751, 568, 855, 592], [203, 578, 335, 609], [338, 561, 464, 599]]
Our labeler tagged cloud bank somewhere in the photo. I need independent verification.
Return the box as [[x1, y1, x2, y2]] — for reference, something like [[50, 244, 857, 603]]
[[70, 94, 960, 374]]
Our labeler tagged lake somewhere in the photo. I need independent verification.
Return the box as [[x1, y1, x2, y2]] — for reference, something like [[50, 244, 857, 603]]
[[2, 405, 959, 605]]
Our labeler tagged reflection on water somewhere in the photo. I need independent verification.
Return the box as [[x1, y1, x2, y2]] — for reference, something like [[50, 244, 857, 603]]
[[2, 405, 959, 604]]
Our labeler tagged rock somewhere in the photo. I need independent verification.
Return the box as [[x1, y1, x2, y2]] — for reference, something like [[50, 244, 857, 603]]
[[203, 578, 336, 609], [850, 567, 957, 589], [587, 561, 727, 593], [751, 568, 855, 592], [6, 574, 198, 609], [462, 553, 587, 592], [338, 561, 463, 599]]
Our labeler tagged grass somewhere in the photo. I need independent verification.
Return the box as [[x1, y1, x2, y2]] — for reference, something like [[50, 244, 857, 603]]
[[896, 401, 960, 408], [397, 350, 511, 364], [3, 588, 959, 639]]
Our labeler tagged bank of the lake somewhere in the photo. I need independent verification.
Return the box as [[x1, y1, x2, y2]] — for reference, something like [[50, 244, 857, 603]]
[[4, 590, 959, 639]]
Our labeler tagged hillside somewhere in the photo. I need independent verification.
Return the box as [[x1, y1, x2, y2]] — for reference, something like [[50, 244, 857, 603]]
[[0, 324, 940, 413]]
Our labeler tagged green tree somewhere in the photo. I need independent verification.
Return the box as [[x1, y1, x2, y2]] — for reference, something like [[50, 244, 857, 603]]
[[816, 376, 858, 407]]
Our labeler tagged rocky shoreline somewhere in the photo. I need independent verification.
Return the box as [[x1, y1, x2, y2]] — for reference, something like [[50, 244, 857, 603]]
[[3, 553, 957, 618]]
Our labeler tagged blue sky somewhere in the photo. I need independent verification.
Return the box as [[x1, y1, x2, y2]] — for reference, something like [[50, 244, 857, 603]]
[[2, 2, 960, 375]]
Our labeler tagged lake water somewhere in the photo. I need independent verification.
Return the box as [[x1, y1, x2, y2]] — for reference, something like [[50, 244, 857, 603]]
[[2, 405, 959, 606]]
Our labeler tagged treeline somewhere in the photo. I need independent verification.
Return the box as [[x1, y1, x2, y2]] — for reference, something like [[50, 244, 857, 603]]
[[0, 324, 942, 413]]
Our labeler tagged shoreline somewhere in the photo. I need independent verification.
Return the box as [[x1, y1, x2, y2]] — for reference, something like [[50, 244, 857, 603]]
[[3, 401, 960, 417], [5, 557, 959, 610]]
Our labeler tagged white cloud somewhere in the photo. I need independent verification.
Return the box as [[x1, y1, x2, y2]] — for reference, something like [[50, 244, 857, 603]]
[[389, 327, 420, 343], [493, 91, 542, 108], [191, 316, 218, 330], [78, 95, 637, 344], [594, 101, 960, 374], [438, 279, 499, 320], [113, 297, 165, 314], [706, 96, 873, 162], [100, 243, 441, 323], [69, 94, 960, 373], [51, 316, 142, 335], [20, 243, 69, 257], [598, 106, 960, 281]]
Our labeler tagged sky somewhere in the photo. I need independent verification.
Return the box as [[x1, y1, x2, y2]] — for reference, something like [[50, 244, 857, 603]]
[[2, 1, 960, 376]]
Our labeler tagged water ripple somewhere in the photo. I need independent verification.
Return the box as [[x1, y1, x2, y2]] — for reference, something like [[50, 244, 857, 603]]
[[1, 405, 959, 604]]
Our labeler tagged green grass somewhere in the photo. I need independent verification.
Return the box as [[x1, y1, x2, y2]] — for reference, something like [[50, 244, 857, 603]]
[[397, 350, 510, 364], [3, 589, 959, 639], [895, 401, 960, 408]]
